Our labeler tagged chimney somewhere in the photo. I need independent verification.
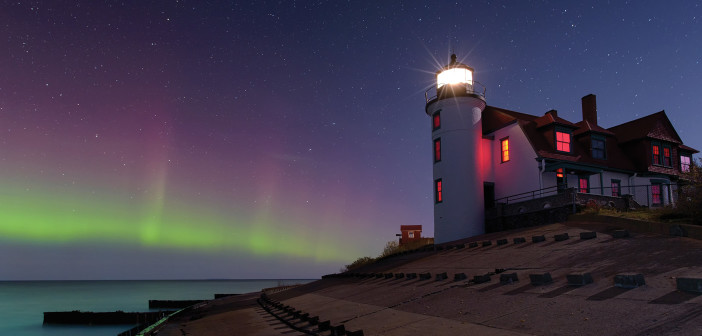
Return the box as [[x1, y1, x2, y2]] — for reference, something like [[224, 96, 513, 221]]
[[545, 109, 558, 117], [581, 94, 597, 125]]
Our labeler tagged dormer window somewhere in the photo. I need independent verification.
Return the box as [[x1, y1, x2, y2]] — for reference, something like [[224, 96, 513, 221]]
[[555, 128, 572, 153], [652, 141, 672, 167], [652, 143, 661, 165], [592, 135, 606, 160]]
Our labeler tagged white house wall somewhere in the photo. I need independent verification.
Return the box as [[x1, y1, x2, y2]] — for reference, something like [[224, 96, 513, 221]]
[[554, 169, 679, 207], [481, 135, 495, 185], [596, 171, 631, 196], [488, 123, 540, 200], [629, 175, 675, 207]]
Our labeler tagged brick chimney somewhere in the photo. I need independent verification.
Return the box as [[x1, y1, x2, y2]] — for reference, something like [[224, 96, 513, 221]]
[[581, 94, 597, 125]]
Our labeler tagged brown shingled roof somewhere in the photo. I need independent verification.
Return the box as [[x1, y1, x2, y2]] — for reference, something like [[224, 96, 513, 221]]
[[482, 104, 699, 173], [608, 111, 683, 144], [533, 111, 577, 129], [482, 106, 536, 134], [680, 144, 700, 153], [573, 120, 614, 136]]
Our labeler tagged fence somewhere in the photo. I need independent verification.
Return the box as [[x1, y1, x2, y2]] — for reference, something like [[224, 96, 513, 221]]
[[494, 184, 677, 208]]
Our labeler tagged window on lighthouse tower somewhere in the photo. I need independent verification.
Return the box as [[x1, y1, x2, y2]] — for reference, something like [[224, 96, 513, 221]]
[[434, 138, 441, 162], [434, 179, 443, 203], [432, 111, 441, 131]]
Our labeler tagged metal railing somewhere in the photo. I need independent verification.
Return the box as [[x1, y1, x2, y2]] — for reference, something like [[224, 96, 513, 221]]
[[494, 184, 677, 208], [494, 185, 561, 205], [425, 81, 487, 103]]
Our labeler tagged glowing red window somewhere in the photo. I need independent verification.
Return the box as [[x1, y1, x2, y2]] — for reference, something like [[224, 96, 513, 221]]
[[663, 147, 671, 166], [556, 131, 571, 152], [652, 145, 660, 164], [432, 112, 440, 131], [434, 138, 441, 162], [611, 180, 621, 197], [435, 179, 443, 203], [651, 184, 662, 205], [500, 138, 510, 162], [579, 177, 589, 193], [556, 168, 564, 178]]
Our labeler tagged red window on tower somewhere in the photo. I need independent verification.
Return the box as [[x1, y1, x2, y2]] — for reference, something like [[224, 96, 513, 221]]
[[432, 112, 440, 131], [500, 138, 510, 162], [434, 138, 441, 162], [556, 131, 571, 152], [435, 179, 443, 203], [652, 144, 661, 165], [663, 147, 671, 166]]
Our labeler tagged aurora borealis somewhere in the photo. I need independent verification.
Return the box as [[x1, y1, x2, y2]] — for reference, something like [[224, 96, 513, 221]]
[[1, 1, 701, 280]]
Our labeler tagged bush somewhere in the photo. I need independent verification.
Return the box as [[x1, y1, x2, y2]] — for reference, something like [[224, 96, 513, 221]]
[[340, 256, 375, 272], [656, 206, 689, 221], [339, 238, 435, 272], [676, 158, 702, 225], [379, 241, 400, 258]]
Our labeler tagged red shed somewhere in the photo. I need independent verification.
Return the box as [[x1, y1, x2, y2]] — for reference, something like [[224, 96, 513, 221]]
[[399, 225, 422, 246]]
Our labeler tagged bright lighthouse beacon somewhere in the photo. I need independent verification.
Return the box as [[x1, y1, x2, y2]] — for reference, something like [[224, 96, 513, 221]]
[[425, 54, 487, 244]]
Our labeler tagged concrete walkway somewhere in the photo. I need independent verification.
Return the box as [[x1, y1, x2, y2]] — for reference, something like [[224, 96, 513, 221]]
[[157, 222, 702, 335]]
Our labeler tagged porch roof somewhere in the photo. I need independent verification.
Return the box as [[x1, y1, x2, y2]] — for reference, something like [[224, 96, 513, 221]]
[[544, 162, 604, 175]]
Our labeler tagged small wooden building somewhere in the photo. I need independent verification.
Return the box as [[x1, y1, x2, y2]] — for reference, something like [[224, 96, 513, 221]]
[[399, 225, 422, 246]]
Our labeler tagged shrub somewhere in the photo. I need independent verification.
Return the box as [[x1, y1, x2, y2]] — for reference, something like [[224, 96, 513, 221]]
[[676, 158, 702, 225], [341, 256, 375, 272]]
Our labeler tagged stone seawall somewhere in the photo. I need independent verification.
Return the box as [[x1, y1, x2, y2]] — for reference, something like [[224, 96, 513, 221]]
[[568, 213, 702, 240]]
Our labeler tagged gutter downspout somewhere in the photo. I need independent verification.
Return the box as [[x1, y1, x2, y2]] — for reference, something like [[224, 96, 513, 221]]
[[539, 159, 546, 197], [629, 173, 637, 195]]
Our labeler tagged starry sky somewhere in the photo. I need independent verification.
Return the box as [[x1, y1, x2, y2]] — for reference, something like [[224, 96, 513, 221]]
[[1, 1, 700, 280]]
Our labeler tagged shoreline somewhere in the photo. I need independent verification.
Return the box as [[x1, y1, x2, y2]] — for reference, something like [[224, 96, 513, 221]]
[[153, 220, 702, 335]]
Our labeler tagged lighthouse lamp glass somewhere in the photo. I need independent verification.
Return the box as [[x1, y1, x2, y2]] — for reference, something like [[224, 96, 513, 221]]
[[437, 67, 473, 88]]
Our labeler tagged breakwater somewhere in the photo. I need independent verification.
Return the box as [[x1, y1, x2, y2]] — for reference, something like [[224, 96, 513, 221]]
[[43, 310, 175, 325], [148, 300, 206, 309]]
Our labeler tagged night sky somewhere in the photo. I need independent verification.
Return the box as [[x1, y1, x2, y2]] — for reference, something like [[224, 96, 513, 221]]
[[1, 1, 700, 280]]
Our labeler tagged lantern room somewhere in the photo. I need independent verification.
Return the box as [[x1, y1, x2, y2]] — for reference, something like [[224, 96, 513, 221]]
[[437, 54, 473, 89], [425, 54, 485, 109]]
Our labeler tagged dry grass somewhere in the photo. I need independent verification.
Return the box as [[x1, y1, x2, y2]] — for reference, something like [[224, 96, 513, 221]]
[[597, 207, 693, 224]]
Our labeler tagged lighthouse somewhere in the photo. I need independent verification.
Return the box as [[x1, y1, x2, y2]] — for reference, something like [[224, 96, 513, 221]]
[[425, 54, 487, 244]]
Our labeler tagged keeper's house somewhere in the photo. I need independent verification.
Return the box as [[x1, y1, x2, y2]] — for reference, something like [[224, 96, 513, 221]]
[[426, 55, 698, 243], [481, 94, 698, 209]]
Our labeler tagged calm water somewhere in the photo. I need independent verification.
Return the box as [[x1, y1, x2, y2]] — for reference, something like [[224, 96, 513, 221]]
[[0, 280, 315, 336]]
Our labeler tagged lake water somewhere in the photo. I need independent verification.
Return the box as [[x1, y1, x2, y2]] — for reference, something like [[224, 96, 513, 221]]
[[0, 279, 315, 336]]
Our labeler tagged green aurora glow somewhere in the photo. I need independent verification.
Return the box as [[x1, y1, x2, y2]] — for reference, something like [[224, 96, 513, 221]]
[[0, 179, 357, 263]]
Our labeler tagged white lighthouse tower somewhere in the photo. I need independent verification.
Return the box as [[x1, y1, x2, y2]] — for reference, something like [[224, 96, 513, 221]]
[[425, 54, 487, 244]]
